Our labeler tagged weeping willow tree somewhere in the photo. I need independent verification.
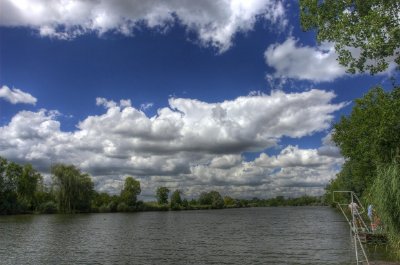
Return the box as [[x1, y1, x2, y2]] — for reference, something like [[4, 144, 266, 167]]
[[52, 164, 94, 213], [373, 163, 400, 256]]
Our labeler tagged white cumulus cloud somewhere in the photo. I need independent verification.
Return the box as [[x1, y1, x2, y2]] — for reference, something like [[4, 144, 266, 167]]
[[0, 0, 287, 52], [0, 89, 344, 197], [0, 85, 37, 105], [265, 38, 346, 82]]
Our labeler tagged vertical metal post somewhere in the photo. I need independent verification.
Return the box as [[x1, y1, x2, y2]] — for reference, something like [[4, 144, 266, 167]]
[[333, 191, 370, 265]]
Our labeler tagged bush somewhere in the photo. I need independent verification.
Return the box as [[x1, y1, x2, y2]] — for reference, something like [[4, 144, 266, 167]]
[[142, 202, 169, 211], [99, 204, 111, 213], [117, 202, 129, 212], [38, 201, 58, 214], [107, 201, 118, 212]]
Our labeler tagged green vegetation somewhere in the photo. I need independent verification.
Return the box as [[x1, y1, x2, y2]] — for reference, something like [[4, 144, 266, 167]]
[[0, 157, 43, 214], [300, 0, 400, 74], [120, 176, 141, 208], [325, 86, 400, 256], [1, 157, 323, 215], [372, 164, 400, 255], [170, 189, 182, 210], [198, 191, 224, 209], [301, 1, 400, 253], [156, 186, 170, 205], [52, 164, 94, 213]]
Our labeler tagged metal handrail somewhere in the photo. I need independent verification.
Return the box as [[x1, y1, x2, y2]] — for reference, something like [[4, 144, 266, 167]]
[[333, 191, 370, 265]]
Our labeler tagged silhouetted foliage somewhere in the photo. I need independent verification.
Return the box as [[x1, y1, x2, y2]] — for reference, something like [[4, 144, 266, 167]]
[[120, 176, 141, 207], [156, 186, 170, 205], [170, 190, 182, 210]]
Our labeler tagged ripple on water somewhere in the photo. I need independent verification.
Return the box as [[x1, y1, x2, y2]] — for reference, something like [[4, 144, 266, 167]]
[[0, 207, 359, 265]]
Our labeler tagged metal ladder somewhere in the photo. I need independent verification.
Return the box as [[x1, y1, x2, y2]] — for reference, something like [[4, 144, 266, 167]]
[[333, 191, 370, 265]]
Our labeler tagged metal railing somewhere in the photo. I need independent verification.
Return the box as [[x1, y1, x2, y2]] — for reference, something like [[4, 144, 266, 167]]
[[333, 191, 370, 265]]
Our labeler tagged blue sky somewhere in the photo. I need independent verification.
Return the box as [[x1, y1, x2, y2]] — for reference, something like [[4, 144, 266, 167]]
[[0, 0, 398, 199]]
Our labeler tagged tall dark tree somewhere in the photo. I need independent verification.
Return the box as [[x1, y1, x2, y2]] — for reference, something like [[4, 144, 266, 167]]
[[120, 177, 141, 207], [170, 189, 182, 210], [17, 164, 42, 210], [156, 186, 170, 205], [0, 161, 22, 214], [0, 157, 14, 214]]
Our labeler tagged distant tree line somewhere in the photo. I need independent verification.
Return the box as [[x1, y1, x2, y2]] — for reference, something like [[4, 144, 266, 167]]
[[0, 157, 323, 215]]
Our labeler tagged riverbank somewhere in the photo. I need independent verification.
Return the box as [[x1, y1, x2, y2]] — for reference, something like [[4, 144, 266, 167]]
[[369, 261, 400, 265]]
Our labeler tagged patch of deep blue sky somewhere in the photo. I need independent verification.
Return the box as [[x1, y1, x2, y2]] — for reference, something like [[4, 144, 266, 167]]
[[0, 2, 397, 160]]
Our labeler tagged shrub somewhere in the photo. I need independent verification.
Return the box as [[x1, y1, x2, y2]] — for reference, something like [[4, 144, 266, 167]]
[[38, 201, 58, 214], [117, 202, 129, 212]]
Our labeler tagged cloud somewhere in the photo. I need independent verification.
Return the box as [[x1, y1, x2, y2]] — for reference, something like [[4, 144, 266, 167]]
[[140, 102, 154, 111], [0, 0, 287, 52], [0, 85, 37, 105], [317, 131, 342, 158], [184, 143, 343, 198], [0, 89, 344, 197], [264, 38, 346, 82]]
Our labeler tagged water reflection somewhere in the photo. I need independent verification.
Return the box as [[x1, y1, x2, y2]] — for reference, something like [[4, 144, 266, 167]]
[[1, 207, 358, 265]]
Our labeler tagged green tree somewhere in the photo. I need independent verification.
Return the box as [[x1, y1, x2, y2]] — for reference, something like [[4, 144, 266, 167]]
[[35, 181, 56, 214], [52, 164, 94, 213], [224, 196, 236, 206], [181, 198, 189, 209], [156, 186, 170, 205], [170, 189, 182, 210], [120, 176, 141, 207], [300, 0, 400, 74], [5, 162, 22, 193], [76, 173, 94, 211], [0, 161, 22, 214], [209, 191, 224, 209], [198, 192, 212, 205], [0, 157, 13, 214], [199, 191, 224, 209], [17, 164, 42, 210], [331, 86, 400, 196], [92, 191, 112, 211], [328, 85, 400, 254]]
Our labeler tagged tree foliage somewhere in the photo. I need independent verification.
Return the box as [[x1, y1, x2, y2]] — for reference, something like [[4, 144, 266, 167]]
[[170, 189, 182, 210], [199, 191, 224, 209], [300, 0, 400, 74], [120, 176, 141, 207], [156, 186, 170, 205], [17, 164, 42, 210], [52, 164, 94, 213], [329, 86, 400, 253], [331, 86, 400, 196], [0, 157, 43, 214]]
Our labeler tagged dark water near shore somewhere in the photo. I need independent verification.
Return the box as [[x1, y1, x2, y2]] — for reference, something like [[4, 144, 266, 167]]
[[0, 207, 382, 264]]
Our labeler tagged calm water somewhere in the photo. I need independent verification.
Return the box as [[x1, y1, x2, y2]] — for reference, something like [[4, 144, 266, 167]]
[[0, 207, 358, 264]]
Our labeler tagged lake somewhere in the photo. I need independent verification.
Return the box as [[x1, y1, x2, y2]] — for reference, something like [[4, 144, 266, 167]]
[[0, 207, 364, 264]]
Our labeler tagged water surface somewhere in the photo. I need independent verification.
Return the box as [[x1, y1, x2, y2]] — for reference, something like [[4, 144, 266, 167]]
[[0, 207, 356, 264]]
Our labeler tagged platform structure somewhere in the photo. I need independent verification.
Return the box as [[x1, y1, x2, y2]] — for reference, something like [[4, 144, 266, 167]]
[[333, 191, 370, 265]]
